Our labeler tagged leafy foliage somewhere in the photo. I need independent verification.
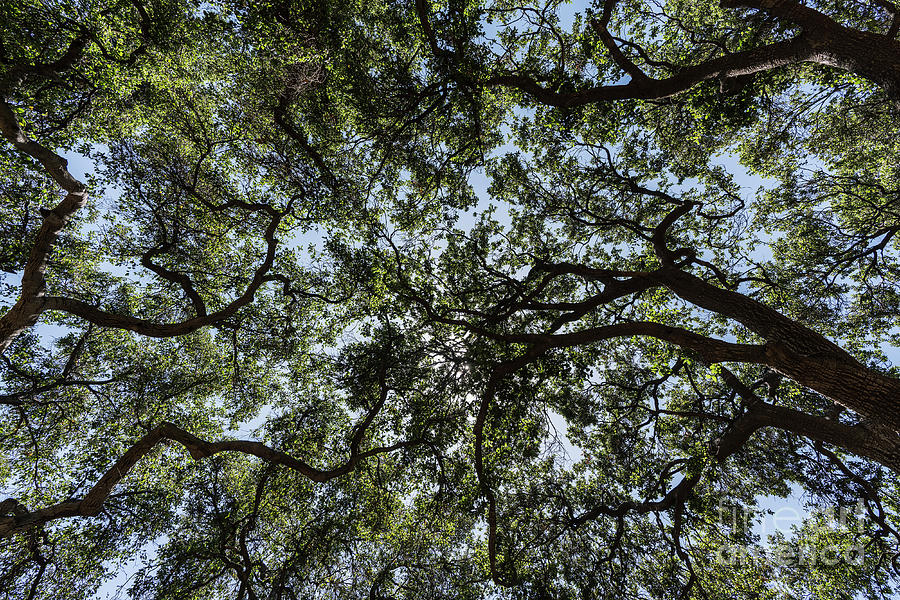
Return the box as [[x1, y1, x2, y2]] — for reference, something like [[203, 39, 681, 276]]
[[2, 0, 900, 599]]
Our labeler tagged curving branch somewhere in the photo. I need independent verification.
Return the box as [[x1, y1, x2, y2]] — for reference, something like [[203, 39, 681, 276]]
[[651, 201, 698, 266], [485, 36, 816, 106], [0, 87, 297, 352], [413, 249, 900, 467], [498, 263, 900, 435], [0, 98, 289, 348], [721, 0, 861, 32], [273, 94, 337, 187], [0, 419, 420, 539], [590, 1, 650, 85], [571, 470, 701, 527], [484, 0, 900, 104], [403, 197, 900, 434], [39, 210, 283, 338], [140, 234, 208, 318], [0, 98, 88, 353], [486, 320, 768, 365], [0, 32, 90, 91]]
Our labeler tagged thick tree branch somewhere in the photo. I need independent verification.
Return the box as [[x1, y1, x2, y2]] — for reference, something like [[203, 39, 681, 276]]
[[713, 367, 900, 472], [652, 201, 697, 266], [487, 0, 900, 104], [651, 267, 900, 431], [491, 321, 768, 365], [485, 36, 815, 106], [0, 98, 87, 352]]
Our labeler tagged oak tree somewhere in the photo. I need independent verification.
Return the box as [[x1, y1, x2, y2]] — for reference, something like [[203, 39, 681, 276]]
[[2, 0, 900, 598]]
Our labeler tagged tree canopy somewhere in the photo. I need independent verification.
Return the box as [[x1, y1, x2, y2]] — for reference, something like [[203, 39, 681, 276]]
[[2, 0, 900, 598]]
